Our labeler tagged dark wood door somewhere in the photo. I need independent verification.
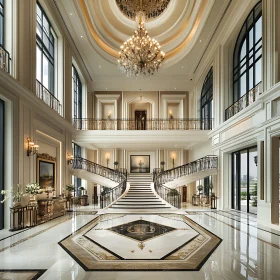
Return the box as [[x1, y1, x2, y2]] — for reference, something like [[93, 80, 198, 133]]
[[182, 186, 187, 202], [135, 111, 147, 130], [93, 185, 98, 205]]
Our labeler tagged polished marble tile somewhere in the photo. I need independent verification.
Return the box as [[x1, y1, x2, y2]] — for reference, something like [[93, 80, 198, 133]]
[[0, 209, 279, 279]]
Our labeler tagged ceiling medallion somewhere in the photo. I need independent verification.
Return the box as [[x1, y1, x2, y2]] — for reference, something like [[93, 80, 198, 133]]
[[116, 0, 171, 21], [118, 11, 165, 77]]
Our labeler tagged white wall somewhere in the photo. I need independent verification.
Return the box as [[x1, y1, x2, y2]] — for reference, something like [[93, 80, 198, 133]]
[[189, 140, 213, 162]]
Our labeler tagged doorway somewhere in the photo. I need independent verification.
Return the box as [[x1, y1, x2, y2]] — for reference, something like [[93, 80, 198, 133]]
[[232, 146, 258, 214], [135, 110, 146, 130], [182, 186, 187, 202]]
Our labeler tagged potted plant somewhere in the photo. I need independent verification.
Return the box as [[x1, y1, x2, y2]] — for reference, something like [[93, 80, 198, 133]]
[[113, 161, 119, 170], [78, 186, 86, 196], [25, 183, 41, 205], [65, 184, 75, 197], [197, 185, 203, 195], [0, 184, 24, 207]]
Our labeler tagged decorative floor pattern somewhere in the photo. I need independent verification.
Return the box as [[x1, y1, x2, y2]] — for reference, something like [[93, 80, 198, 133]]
[[0, 269, 46, 280], [59, 213, 222, 271]]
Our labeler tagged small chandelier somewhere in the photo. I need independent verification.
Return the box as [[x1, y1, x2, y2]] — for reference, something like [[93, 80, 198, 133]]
[[118, 11, 165, 77]]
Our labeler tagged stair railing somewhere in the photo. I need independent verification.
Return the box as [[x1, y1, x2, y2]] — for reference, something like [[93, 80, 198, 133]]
[[153, 155, 218, 208], [72, 157, 127, 208]]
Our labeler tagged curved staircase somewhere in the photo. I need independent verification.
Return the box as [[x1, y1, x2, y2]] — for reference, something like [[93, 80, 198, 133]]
[[110, 174, 172, 209]]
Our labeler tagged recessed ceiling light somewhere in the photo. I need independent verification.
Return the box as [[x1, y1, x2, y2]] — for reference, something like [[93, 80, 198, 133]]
[[175, 88, 177, 90], [199, 40, 202, 43], [182, 66, 184, 68], [70, 13, 73, 16], [81, 35, 83, 38], [99, 65, 101, 68], [106, 88, 108, 90]]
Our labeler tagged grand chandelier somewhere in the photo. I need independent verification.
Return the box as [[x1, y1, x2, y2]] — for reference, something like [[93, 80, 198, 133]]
[[116, 0, 171, 21], [118, 5, 166, 77]]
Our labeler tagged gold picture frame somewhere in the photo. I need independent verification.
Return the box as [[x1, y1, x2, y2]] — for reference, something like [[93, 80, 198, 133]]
[[37, 153, 56, 190]]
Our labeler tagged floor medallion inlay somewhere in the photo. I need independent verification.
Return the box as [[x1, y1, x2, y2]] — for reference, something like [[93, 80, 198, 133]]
[[59, 213, 222, 271]]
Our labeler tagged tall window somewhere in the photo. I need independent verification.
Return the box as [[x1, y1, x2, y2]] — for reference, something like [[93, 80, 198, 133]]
[[72, 65, 82, 119], [233, 2, 262, 102], [36, 3, 55, 94], [0, 99, 4, 230], [201, 67, 213, 129], [0, 0, 4, 46]]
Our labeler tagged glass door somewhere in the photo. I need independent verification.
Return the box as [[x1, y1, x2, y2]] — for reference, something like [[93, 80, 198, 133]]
[[232, 146, 258, 214], [0, 99, 4, 230]]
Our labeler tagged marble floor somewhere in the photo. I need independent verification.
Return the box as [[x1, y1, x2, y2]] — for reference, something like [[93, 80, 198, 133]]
[[0, 208, 280, 279]]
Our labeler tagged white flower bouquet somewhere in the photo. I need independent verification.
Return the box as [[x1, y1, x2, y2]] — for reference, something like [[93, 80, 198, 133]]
[[25, 183, 41, 195]]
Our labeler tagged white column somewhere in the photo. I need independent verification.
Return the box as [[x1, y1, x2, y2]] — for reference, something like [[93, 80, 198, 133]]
[[17, 0, 36, 93], [263, 0, 277, 91]]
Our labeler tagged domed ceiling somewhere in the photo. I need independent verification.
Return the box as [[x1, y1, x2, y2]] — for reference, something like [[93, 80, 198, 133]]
[[55, 0, 229, 90], [78, 0, 213, 66]]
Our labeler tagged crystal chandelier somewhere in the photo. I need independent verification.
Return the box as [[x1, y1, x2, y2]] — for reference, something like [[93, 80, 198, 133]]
[[118, 10, 165, 77]]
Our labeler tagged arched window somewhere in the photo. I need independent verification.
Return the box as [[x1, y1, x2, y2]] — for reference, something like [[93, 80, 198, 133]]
[[233, 2, 262, 102], [201, 67, 213, 129]]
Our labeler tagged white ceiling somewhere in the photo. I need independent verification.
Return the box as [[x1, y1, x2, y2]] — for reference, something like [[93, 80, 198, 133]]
[[55, 0, 229, 91]]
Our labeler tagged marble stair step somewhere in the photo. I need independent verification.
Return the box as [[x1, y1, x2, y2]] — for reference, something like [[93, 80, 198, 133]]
[[123, 197, 158, 199], [111, 206, 171, 209], [120, 198, 160, 201], [115, 203, 165, 205]]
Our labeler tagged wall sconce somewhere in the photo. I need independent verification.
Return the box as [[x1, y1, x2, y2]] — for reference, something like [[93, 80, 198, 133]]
[[67, 153, 74, 165], [170, 152, 176, 169], [27, 137, 39, 156], [107, 112, 112, 119], [106, 157, 110, 168]]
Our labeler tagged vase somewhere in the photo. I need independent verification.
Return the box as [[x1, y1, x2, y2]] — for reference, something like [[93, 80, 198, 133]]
[[12, 201, 22, 208], [28, 194, 37, 206]]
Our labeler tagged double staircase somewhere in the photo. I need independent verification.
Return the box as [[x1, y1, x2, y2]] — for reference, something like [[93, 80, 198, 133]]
[[110, 174, 171, 210]]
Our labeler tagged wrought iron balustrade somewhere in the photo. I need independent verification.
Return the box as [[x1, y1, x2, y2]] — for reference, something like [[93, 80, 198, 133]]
[[71, 156, 127, 209], [153, 155, 218, 208], [36, 80, 62, 115], [0, 45, 11, 74], [72, 118, 213, 131], [225, 82, 262, 120]]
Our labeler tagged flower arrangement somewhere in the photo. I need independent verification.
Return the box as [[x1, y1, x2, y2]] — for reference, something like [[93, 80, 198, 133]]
[[78, 186, 85, 191], [0, 184, 24, 205], [25, 183, 41, 195], [65, 184, 75, 192], [160, 161, 165, 166]]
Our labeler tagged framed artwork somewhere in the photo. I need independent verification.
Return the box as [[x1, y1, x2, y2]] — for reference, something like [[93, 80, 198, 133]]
[[37, 153, 56, 190], [130, 155, 150, 173]]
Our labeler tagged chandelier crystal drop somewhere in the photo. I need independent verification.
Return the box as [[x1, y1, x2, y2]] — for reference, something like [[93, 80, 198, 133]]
[[118, 12, 165, 77]]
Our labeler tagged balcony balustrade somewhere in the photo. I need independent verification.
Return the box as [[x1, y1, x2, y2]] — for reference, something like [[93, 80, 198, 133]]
[[225, 82, 262, 120], [73, 118, 213, 131], [0, 45, 11, 74], [36, 80, 62, 115]]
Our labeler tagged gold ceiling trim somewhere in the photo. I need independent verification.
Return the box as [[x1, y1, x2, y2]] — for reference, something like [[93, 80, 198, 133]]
[[78, 0, 207, 60]]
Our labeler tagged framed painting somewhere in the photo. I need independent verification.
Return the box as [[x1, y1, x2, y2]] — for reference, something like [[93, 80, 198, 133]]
[[130, 155, 150, 173], [37, 153, 56, 190]]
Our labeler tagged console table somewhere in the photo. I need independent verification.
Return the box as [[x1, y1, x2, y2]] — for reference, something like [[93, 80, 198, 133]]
[[37, 198, 66, 224]]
